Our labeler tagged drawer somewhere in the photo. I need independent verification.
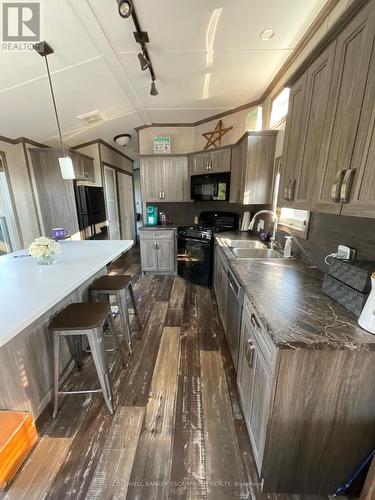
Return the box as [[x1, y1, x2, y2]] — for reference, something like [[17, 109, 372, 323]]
[[140, 230, 175, 240], [243, 294, 276, 369]]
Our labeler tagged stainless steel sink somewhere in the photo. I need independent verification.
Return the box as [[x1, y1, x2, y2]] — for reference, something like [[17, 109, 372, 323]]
[[230, 248, 283, 259], [224, 239, 266, 249]]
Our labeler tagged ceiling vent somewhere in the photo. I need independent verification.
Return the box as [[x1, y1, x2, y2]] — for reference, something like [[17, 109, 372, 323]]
[[77, 111, 105, 126]]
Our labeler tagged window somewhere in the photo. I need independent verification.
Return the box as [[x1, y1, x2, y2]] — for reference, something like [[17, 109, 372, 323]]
[[270, 88, 290, 128], [279, 208, 310, 238]]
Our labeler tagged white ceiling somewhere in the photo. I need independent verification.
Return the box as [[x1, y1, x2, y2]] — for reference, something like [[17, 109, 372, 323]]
[[0, 0, 327, 158]]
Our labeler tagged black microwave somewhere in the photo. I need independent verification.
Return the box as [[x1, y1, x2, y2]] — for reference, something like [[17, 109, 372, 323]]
[[191, 172, 230, 201]]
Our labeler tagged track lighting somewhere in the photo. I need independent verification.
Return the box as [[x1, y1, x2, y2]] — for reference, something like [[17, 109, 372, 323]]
[[117, 0, 158, 96], [150, 80, 158, 96], [114, 134, 131, 147], [117, 0, 133, 18], [138, 52, 150, 71]]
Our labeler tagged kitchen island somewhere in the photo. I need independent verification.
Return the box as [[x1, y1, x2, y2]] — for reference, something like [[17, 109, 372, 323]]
[[0, 240, 133, 418]]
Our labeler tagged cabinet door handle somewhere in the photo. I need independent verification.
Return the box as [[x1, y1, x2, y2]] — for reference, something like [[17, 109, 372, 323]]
[[331, 169, 346, 202], [154, 241, 159, 250], [250, 313, 261, 331], [289, 179, 296, 201], [245, 339, 255, 368], [284, 180, 291, 201], [340, 169, 356, 203], [163, 191, 165, 199]]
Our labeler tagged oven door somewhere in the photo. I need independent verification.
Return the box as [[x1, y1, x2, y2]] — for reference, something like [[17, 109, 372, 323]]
[[190, 173, 230, 201], [177, 236, 213, 287]]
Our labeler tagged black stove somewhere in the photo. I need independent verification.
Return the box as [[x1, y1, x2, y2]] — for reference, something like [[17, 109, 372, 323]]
[[177, 211, 238, 287], [177, 224, 214, 241]]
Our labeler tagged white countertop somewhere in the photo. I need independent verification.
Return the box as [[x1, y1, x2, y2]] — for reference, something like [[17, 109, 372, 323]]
[[0, 240, 133, 347]]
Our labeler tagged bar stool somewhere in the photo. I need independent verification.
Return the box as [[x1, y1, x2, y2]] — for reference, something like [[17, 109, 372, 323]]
[[50, 302, 125, 419], [90, 275, 140, 356]]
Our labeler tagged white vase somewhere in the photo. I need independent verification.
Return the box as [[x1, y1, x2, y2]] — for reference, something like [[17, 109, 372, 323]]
[[358, 273, 375, 334]]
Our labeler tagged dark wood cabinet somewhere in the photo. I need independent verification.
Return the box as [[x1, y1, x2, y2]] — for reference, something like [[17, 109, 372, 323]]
[[280, 0, 375, 219], [281, 44, 336, 209], [280, 73, 307, 207], [229, 131, 277, 205], [313, 1, 375, 214]]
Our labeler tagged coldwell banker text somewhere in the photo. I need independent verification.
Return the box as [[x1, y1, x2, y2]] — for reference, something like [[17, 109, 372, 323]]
[[1, 1, 42, 51]]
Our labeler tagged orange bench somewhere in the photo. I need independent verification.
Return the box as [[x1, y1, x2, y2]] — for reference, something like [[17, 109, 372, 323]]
[[0, 411, 38, 490]]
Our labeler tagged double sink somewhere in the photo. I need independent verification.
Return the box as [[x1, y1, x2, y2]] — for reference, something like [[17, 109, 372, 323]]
[[223, 239, 283, 259]]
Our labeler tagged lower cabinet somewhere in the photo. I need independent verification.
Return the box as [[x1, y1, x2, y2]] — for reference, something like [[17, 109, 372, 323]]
[[237, 302, 273, 473], [140, 230, 176, 274], [213, 245, 229, 333]]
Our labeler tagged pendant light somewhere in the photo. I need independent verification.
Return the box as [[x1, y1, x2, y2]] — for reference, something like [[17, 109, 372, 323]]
[[33, 41, 75, 180]]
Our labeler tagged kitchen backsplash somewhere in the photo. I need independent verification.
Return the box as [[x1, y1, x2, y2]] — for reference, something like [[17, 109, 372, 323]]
[[276, 212, 375, 272], [145, 203, 375, 272], [144, 201, 269, 227]]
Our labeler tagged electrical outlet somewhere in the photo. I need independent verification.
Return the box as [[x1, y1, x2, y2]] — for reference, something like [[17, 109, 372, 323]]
[[337, 245, 356, 260], [257, 220, 265, 232]]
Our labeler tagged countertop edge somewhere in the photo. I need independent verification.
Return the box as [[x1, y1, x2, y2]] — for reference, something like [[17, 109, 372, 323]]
[[0, 240, 134, 348]]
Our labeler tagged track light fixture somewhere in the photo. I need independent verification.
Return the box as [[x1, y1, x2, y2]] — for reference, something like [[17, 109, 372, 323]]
[[116, 0, 158, 96], [150, 80, 158, 96], [117, 0, 133, 18], [138, 52, 150, 71]]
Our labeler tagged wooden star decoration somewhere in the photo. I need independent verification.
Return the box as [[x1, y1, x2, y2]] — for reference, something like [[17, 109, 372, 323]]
[[202, 120, 233, 150]]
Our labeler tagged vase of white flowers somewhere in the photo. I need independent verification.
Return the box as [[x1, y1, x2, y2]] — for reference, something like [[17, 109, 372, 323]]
[[29, 236, 61, 265]]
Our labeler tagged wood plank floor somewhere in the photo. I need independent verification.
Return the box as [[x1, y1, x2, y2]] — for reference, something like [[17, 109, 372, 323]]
[[2, 246, 329, 500]]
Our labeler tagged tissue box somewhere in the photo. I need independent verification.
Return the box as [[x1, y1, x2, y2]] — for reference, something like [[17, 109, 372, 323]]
[[329, 259, 375, 293], [322, 274, 369, 317]]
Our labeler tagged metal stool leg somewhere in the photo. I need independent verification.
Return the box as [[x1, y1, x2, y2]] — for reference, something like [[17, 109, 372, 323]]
[[66, 335, 83, 370], [107, 313, 126, 368], [128, 283, 141, 330], [87, 328, 114, 415], [52, 331, 60, 419], [117, 290, 133, 355]]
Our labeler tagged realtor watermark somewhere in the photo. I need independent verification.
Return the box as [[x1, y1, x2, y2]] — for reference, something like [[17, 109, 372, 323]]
[[1, 1, 43, 52]]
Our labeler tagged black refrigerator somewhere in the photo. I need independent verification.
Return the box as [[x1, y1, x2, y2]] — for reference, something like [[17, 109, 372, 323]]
[[74, 185, 108, 240]]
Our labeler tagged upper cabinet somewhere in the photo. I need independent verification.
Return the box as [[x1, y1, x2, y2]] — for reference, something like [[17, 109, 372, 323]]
[[140, 156, 189, 202], [230, 131, 277, 205], [280, 44, 335, 209], [280, 0, 375, 219], [313, 2, 375, 214], [189, 147, 231, 175], [69, 151, 95, 183]]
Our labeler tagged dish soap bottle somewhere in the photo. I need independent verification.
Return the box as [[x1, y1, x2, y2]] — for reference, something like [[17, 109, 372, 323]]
[[284, 236, 293, 259], [358, 272, 375, 334]]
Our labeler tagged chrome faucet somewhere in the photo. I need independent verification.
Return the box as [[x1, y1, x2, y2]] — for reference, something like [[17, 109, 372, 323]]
[[248, 210, 278, 250]]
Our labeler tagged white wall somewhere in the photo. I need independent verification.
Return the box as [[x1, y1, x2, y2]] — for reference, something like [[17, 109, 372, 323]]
[[138, 107, 261, 155]]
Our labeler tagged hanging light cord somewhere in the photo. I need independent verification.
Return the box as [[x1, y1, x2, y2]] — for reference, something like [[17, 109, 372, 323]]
[[44, 55, 65, 156]]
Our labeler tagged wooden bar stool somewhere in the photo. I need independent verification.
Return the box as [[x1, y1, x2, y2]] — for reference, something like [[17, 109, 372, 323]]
[[90, 275, 140, 356], [50, 302, 125, 419]]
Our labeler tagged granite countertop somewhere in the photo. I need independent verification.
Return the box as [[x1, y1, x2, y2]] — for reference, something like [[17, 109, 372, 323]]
[[140, 224, 178, 231], [215, 232, 375, 351]]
